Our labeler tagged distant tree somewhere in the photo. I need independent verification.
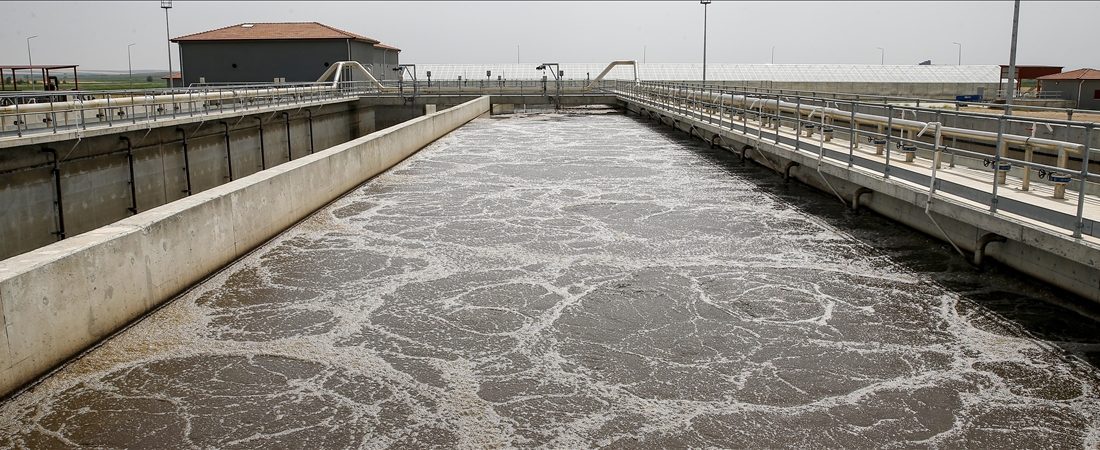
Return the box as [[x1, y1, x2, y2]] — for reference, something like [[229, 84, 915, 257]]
[[146, 75, 154, 82]]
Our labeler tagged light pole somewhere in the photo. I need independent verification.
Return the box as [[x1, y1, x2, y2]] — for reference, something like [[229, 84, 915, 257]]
[[161, 0, 173, 87], [1005, 0, 1020, 114], [876, 47, 885, 65], [771, 46, 775, 64], [952, 41, 962, 65], [26, 35, 38, 87], [700, 0, 711, 84], [127, 43, 136, 90]]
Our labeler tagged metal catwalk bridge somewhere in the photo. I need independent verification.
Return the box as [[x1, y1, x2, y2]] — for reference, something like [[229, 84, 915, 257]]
[[612, 81, 1099, 242]]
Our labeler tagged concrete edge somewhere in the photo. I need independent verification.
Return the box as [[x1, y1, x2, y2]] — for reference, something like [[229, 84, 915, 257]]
[[0, 97, 359, 150], [624, 100, 1100, 304], [0, 95, 490, 398]]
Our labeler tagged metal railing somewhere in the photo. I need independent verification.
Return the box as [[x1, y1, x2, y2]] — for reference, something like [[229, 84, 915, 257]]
[[658, 83, 1095, 121], [0, 81, 386, 139], [0, 79, 624, 139], [610, 80, 1097, 240]]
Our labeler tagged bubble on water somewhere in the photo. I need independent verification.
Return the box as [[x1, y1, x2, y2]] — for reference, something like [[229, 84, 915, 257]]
[[2, 109, 1099, 447]]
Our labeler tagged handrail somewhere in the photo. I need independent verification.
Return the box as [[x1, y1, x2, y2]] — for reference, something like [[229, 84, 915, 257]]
[[611, 80, 1098, 239], [662, 81, 1097, 120], [628, 80, 1095, 152], [586, 60, 637, 90]]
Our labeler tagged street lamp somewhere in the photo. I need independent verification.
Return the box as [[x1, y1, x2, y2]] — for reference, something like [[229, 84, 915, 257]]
[[161, 0, 173, 87], [953, 42, 962, 65], [26, 35, 38, 87], [1005, 0, 1021, 113], [771, 46, 775, 64], [700, 0, 711, 84], [876, 47, 885, 65], [127, 43, 136, 90]]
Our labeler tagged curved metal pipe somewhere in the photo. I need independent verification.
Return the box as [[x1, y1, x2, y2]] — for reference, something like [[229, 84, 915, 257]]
[[41, 147, 65, 240], [586, 60, 637, 89], [120, 136, 138, 214], [256, 116, 266, 170], [973, 233, 1007, 267], [220, 121, 234, 181], [306, 108, 315, 154], [176, 127, 192, 196], [282, 111, 292, 162], [783, 161, 799, 181], [851, 187, 873, 211]]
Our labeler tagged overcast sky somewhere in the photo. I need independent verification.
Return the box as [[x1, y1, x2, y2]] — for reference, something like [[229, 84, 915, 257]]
[[1, 1, 1096, 71]]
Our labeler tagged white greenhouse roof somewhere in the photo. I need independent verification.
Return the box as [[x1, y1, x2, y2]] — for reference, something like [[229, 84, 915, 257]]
[[414, 63, 1000, 83]]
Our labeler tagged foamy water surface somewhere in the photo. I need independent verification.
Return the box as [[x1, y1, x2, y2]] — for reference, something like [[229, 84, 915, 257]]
[[2, 109, 1099, 448]]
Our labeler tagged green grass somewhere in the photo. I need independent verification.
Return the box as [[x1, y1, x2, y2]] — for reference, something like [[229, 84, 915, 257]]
[[4, 72, 171, 91], [77, 81, 169, 91]]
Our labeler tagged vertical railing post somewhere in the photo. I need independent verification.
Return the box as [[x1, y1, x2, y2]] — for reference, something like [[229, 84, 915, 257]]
[[795, 96, 801, 152], [78, 96, 87, 131], [990, 116, 1006, 213], [884, 105, 894, 179], [48, 94, 57, 133], [1075, 124, 1092, 238], [848, 102, 856, 167], [933, 111, 943, 169], [774, 94, 781, 144], [105, 94, 113, 127], [14, 100, 24, 137]]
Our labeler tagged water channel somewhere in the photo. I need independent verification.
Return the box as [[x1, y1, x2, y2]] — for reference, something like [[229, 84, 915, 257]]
[[1, 108, 1099, 448]]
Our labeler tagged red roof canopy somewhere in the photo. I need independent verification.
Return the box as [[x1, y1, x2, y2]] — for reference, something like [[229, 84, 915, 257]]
[[1037, 68, 1100, 81], [373, 43, 401, 52], [998, 65, 1063, 80], [173, 22, 382, 44]]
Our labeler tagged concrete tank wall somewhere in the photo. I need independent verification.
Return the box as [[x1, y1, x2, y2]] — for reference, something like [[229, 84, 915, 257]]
[[0, 102, 379, 260], [622, 101, 1100, 306], [0, 96, 490, 399]]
